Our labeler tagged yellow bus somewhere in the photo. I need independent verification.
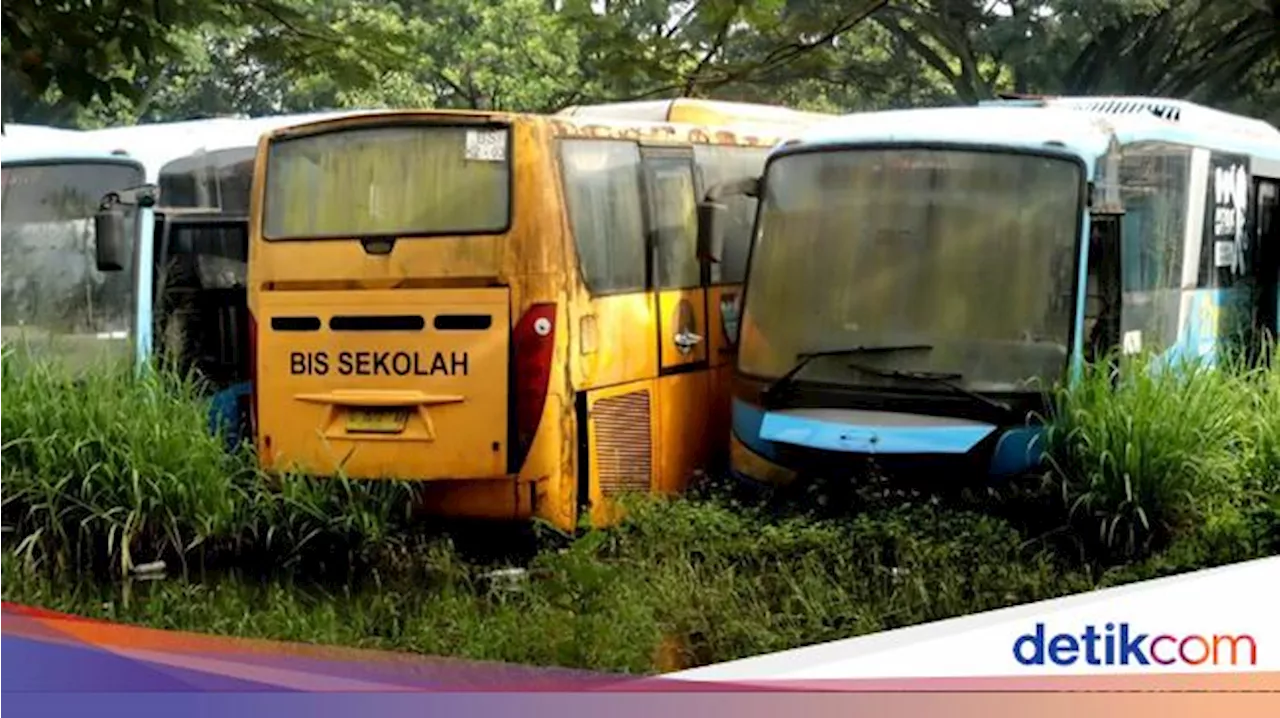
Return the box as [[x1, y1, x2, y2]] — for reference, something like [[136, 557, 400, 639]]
[[247, 99, 833, 531]]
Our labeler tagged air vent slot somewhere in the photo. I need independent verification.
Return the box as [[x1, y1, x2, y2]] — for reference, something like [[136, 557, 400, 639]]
[[591, 390, 653, 497], [271, 316, 321, 332], [329, 315, 425, 332], [1057, 98, 1182, 122], [434, 314, 493, 331]]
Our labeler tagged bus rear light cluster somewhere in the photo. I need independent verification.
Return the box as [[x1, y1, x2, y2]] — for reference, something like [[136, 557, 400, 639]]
[[511, 302, 557, 472]]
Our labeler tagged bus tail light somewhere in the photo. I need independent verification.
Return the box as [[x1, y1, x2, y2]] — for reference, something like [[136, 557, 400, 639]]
[[511, 302, 557, 472]]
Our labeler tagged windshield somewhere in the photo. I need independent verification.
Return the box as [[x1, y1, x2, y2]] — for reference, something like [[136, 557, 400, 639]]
[[263, 124, 511, 239], [1, 161, 144, 366], [738, 147, 1083, 394]]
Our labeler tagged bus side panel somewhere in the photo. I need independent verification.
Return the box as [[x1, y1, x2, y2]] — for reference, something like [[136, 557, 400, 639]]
[[572, 292, 658, 390], [654, 371, 711, 494], [584, 377, 660, 528], [652, 280, 711, 493]]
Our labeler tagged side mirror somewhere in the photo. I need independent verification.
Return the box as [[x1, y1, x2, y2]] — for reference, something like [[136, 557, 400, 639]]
[[92, 183, 157, 272], [696, 175, 761, 265], [94, 201, 129, 272], [697, 201, 726, 265]]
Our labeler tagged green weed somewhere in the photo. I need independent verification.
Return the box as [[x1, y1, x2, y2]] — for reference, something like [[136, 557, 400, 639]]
[[1, 343, 415, 578], [1042, 347, 1276, 562], [3, 339, 1278, 674]]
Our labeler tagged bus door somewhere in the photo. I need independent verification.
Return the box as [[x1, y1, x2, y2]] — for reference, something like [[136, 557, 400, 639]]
[[1253, 177, 1280, 338], [640, 145, 711, 493]]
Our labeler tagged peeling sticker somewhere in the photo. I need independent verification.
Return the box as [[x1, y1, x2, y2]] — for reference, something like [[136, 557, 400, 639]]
[[1122, 330, 1142, 355], [465, 130, 506, 162]]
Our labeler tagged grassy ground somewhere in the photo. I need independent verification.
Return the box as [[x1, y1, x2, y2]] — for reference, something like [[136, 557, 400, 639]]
[[2, 344, 1278, 673]]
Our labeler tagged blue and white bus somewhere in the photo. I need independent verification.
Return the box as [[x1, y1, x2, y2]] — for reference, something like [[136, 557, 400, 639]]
[[2, 126, 151, 369], [3, 114, 350, 442], [704, 96, 1280, 487], [83, 114, 348, 376]]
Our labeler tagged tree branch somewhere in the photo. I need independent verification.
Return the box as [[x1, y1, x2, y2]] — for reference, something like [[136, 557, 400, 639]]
[[682, 9, 734, 95]]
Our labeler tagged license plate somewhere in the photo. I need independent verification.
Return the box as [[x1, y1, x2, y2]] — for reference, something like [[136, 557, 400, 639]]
[[345, 408, 410, 434]]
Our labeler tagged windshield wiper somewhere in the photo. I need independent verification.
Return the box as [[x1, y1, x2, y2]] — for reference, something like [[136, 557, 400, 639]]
[[845, 361, 1014, 414], [762, 344, 934, 405]]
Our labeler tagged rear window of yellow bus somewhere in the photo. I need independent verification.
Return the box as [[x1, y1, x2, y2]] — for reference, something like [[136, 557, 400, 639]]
[[262, 123, 511, 239]]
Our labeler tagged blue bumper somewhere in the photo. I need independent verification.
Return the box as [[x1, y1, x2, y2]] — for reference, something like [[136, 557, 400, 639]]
[[731, 398, 1045, 479]]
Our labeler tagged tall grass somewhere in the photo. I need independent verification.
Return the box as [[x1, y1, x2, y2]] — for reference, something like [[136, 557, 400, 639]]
[[1, 344, 415, 578], [1042, 346, 1279, 562], [1, 492, 1098, 673], [3, 337, 1278, 673]]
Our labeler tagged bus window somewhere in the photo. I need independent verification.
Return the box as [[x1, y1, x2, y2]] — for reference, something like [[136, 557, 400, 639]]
[[644, 155, 700, 290], [1117, 142, 1192, 354], [264, 124, 511, 239], [559, 139, 647, 294], [739, 147, 1080, 391], [693, 145, 771, 284], [1, 161, 143, 365], [159, 148, 256, 214]]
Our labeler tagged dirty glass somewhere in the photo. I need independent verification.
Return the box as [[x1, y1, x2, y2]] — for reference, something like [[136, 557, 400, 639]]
[[1115, 142, 1192, 354], [693, 145, 771, 283], [560, 139, 647, 294], [646, 156, 700, 290], [160, 147, 256, 214], [263, 124, 510, 239], [738, 147, 1083, 393], [1, 161, 143, 365]]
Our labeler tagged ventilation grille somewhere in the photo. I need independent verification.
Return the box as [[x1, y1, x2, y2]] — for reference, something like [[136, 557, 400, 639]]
[[1050, 96, 1280, 143], [591, 390, 653, 497], [1061, 98, 1183, 122]]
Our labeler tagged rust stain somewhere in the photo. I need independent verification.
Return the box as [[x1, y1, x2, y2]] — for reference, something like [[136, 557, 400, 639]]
[[266, 108, 804, 150], [550, 117, 786, 148]]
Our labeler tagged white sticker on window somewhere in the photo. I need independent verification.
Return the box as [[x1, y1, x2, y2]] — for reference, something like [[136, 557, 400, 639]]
[[1122, 330, 1142, 355], [1213, 240, 1236, 268], [465, 130, 506, 162]]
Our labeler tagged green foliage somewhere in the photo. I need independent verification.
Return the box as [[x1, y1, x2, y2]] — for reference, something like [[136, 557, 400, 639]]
[[1, 0, 363, 123], [1042, 349, 1279, 562], [1044, 350, 1244, 558], [0, 491, 1098, 673], [1, 340, 1277, 674], [873, 0, 1280, 121], [0, 345, 414, 578], [6, 0, 1277, 126]]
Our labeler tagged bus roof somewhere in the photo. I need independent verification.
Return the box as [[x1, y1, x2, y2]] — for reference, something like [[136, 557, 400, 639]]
[[260, 105, 832, 151], [556, 99, 833, 127], [0, 123, 83, 141], [83, 111, 360, 179], [782, 96, 1280, 172], [1, 124, 142, 167]]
